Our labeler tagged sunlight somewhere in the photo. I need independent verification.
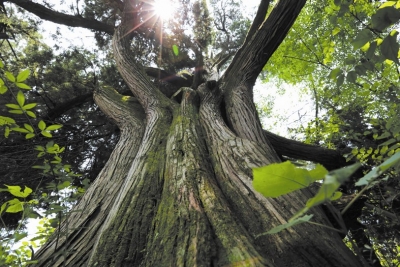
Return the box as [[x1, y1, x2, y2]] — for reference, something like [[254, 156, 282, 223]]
[[152, 0, 175, 20]]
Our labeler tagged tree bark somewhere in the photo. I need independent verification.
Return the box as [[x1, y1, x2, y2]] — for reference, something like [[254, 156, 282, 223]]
[[31, 1, 365, 266]]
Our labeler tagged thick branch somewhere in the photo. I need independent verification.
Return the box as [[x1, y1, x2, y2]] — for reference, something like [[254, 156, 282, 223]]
[[144, 67, 193, 88], [264, 130, 349, 171], [46, 92, 93, 120], [93, 86, 145, 127], [34, 86, 145, 266], [5, 0, 114, 34], [237, 0, 271, 59], [222, 0, 306, 89], [113, 2, 171, 110]]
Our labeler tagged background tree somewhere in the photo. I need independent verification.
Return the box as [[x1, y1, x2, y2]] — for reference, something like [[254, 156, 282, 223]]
[[265, 0, 400, 265]]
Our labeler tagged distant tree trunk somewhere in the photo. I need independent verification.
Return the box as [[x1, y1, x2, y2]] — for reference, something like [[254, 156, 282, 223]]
[[33, 1, 364, 266]]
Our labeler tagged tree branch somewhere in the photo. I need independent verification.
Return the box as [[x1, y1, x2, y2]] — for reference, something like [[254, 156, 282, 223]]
[[5, 0, 115, 35], [240, 0, 271, 54], [264, 130, 349, 171], [222, 0, 306, 90], [46, 92, 93, 120], [144, 67, 193, 88], [113, 1, 171, 110]]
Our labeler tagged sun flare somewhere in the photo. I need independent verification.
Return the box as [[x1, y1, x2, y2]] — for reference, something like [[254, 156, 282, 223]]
[[153, 0, 175, 20]]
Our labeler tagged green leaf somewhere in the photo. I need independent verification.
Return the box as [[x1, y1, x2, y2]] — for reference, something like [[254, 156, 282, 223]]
[[5, 71, 15, 82], [0, 84, 8, 94], [338, 3, 349, 17], [328, 162, 361, 184], [5, 198, 24, 213], [362, 60, 375, 71], [332, 27, 341, 36], [22, 103, 37, 110], [309, 164, 329, 180], [16, 69, 30, 83], [0, 60, 3, 68], [172, 44, 179, 56], [11, 127, 30, 133], [0, 116, 15, 125], [51, 155, 62, 164], [344, 57, 356, 65], [366, 41, 377, 59], [38, 120, 46, 130], [5, 126, 10, 138], [292, 164, 361, 220], [45, 124, 63, 131], [346, 71, 357, 83], [380, 33, 399, 63], [5, 185, 33, 198], [24, 123, 34, 132], [35, 145, 45, 152], [336, 73, 344, 86], [16, 82, 31, 90], [41, 131, 52, 138], [355, 65, 367, 76], [26, 133, 35, 139], [26, 111, 36, 118], [261, 215, 314, 235], [253, 161, 327, 197], [379, 1, 396, 9], [0, 202, 8, 214], [57, 181, 71, 190], [380, 151, 400, 171], [9, 110, 24, 114], [329, 68, 342, 79], [352, 29, 373, 50], [6, 103, 21, 110], [17, 91, 25, 107], [371, 7, 400, 31]]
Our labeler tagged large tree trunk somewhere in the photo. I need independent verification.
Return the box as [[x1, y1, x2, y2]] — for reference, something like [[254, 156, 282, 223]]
[[33, 1, 364, 266]]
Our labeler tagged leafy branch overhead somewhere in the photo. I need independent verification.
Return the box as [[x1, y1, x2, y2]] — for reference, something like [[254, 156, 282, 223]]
[[253, 150, 400, 234], [0, 61, 86, 266]]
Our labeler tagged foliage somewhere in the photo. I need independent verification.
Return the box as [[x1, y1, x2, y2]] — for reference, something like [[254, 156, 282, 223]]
[[253, 152, 400, 234], [263, 0, 400, 265], [0, 16, 117, 228], [253, 161, 329, 197], [0, 61, 88, 265]]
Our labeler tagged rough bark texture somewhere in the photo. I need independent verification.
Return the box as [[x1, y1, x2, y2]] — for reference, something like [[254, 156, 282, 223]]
[[28, 0, 365, 266]]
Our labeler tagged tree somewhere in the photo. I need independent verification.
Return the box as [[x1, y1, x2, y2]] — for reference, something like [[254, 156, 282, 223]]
[[1, 0, 367, 266], [265, 1, 400, 265]]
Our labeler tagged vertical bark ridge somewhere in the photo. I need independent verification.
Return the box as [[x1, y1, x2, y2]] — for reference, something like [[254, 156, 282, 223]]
[[224, 84, 279, 163], [198, 83, 363, 266], [142, 88, 215, 266], [34, 87, 145, 266], [89, 106, 172, 266], [198, 83, 276, 266]]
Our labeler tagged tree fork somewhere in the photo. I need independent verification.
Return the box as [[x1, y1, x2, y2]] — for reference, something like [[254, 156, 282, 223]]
[[198, 82, 362, 266], [29, 0, 366, 266]]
